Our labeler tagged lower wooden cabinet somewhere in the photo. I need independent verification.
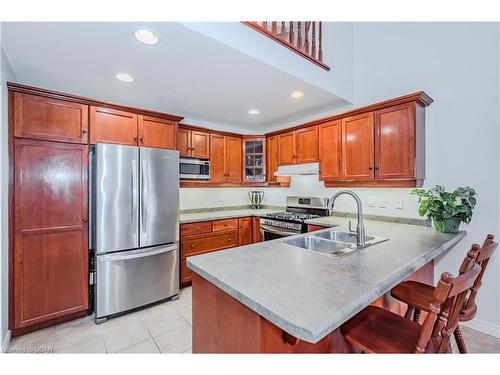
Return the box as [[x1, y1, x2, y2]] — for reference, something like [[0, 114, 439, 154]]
[[12, 139, 89, 333], [238, 217, 253, 246], [180, 216, 261, 285]]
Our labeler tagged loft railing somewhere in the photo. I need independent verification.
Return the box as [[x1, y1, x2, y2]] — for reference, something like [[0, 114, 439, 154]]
[[242, 21, 330, 71]]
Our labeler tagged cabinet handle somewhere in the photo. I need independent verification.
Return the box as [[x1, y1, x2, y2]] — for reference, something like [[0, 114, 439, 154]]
[[224, 223, 228, 227], [374, 167, 380, 170], [368, 167, 374, 170], [195, 226, 200, 231], [82, 218, 88, 222], [228, 238, 232, 242], [191, 244, 195, 248], [139, 137, 144, 143], [134, 136, 138, 142], [82, 129, 87, 134]]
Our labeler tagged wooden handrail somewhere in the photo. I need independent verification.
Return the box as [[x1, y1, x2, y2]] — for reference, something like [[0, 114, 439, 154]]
[[242, 21, 330, 71]]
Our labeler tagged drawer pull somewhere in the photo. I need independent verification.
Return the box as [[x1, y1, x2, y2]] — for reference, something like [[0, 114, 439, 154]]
[[191, 244, 195, 248], [195, 226, 200, 230]]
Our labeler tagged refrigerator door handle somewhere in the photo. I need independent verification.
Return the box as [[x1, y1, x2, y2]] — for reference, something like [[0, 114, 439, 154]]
[[141, 158, 147, 238], [131, 159, 138, 238], [98, 244, 178, 262]]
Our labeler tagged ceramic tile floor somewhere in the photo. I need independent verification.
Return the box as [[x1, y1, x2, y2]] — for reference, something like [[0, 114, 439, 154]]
[[6, 286, 500, 354]]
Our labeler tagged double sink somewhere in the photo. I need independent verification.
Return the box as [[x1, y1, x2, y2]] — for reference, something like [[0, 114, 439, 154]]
[[283, 230, 388, 257]]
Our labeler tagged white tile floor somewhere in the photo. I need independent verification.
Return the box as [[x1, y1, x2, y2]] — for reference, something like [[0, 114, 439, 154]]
[[6, 286, 500, 354]]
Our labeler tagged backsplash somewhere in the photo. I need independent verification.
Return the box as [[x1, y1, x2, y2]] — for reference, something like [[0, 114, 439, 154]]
[[180, 175, 421, 219]]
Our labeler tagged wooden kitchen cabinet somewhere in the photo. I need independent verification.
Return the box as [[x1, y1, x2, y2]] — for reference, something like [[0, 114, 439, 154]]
[[209, 134, 242, 184], [138, 115, 177, 149], [374, 103, 417, 180], [13, 92, 89, 144], [252, 217, 262, 243], [278, 125, 318, 166], [90, 106, 138, 145], [178, 127, 210, 158], [319, 120, 342, 181], [266, 136, 278, 183], [238, 217, 253, 246], [243, 137, 266, 183], [341, 112, 374, 180], [13, 139, 88, 333]]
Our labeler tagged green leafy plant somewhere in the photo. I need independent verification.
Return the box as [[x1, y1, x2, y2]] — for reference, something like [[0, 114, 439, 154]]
[[411, 185, 477, 232]]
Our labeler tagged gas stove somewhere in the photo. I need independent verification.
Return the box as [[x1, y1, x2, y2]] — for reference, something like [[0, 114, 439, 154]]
[[260, 196, 329, 240]]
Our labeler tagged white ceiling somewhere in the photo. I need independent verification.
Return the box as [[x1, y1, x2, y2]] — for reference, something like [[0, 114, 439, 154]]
[[2, 22, 348, 133]]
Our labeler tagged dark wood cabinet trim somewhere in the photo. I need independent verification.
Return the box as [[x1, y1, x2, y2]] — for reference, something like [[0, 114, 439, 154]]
[[7, 82, 183, 123]]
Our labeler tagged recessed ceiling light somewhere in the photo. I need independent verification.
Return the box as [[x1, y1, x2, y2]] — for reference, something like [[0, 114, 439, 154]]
[[134, 29, 159, 45], [115, 73, 134, 82], [248, 109, 260, 115], [290, 91, 305, 99]]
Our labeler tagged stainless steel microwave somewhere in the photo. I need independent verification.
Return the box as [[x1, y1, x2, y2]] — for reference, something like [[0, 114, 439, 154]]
[[179, 158, 210, 180]]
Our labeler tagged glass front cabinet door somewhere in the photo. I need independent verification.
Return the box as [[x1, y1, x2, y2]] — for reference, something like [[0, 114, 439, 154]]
[[243, 137, 266, 183]]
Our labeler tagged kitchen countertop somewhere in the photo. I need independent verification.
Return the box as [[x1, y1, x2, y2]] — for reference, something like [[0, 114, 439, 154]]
[[187, 218, 466, 343], [179, 208, 281, 223]]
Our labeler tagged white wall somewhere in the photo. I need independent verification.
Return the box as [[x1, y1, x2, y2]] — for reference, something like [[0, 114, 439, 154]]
[[0, 23, 16, 348], [181, 22, 500, 336], [352, 22, 500, 335]]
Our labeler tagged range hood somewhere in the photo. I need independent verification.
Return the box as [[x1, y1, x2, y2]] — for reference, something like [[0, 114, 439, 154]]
[[274, 162, 319, 176]]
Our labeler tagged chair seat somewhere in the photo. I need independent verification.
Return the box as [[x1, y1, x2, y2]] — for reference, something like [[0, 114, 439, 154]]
[[341, 306, 440, 353], [391, 281, 477, 321]]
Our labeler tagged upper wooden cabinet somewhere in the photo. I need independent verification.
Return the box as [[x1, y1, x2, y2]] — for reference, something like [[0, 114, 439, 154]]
[[90, 106, 178, 149], [318, 120, 341, 180], [13, 92, 89, 144], [341, 112, 375, 180], [138, 115, 177, 149], [374, 103, 417, 180], [177, 127, 210, 158], [278, 125, 318, 166], [209, 134, 242, 184], [243, 137, 266, 183], [266, 135, 278, 183], [90, 106, 138, 146]]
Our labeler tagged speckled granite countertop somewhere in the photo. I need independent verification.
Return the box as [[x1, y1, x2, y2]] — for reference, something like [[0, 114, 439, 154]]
[[187, 218, 466, 343], [180, 208, 281, 223]]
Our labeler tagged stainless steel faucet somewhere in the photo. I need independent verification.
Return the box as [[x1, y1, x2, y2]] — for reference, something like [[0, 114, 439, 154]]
[[328, 190, 366, 248]]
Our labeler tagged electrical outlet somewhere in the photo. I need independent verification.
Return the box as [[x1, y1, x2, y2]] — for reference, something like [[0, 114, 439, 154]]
[[379, 198, 387, 208], [368, 197, 375, 207], [395, 198, 403, 209]]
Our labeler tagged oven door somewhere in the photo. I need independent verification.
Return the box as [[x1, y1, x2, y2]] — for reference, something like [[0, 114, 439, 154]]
[[260, 224, 298, 241], [179, 158, 210, 180]]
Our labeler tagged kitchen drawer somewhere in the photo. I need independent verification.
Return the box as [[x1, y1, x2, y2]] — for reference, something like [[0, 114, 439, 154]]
[[181, 221, 212, 237], [212, 218, 238, 232], [180, 260, 193, 285], [181, 231, 238, 258]]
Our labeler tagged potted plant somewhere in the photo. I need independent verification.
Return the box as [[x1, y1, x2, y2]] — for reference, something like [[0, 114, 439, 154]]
[[411, 185, 477, 233]]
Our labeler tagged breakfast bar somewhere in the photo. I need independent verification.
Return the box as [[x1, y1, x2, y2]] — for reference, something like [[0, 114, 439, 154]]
[[187, 218, 466, 353]]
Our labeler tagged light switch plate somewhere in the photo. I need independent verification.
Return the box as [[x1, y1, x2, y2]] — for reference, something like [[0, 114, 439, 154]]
[[379, 198, 387, 208], [395, 198, 403, 209]]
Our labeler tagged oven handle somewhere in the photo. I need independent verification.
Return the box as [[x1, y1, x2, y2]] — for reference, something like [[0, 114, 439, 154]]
[[260, 224, 298, 237]]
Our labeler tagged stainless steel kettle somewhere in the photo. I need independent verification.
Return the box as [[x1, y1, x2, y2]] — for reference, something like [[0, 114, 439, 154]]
[[248, 190, 264, 209]]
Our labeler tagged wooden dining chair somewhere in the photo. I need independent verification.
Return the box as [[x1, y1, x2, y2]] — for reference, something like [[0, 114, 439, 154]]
[[340, 247, 481, 353], [390, 234, 497, 353]]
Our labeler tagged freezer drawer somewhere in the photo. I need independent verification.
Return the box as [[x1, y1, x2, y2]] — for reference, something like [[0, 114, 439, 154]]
[[96, 244, 179, 318]]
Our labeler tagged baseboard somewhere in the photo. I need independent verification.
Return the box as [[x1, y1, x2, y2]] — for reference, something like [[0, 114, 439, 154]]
[[462, 319, 500, 339], [2, 330, 12, 352]]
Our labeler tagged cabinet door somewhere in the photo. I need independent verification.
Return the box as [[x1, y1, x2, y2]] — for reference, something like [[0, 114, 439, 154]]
[[210, 134, 225, 183], [266, 136, 278, 183], [225, 136, 242, 183], [341, 113, 375, 180], [278, 131, 295, 165], [319, 120, 341, 180], [138, 115, 177, 150], [191, 131, 210, 159], [14, 92, 89, 144], [238, 217, 253, 246], [252, 217, 262, 243], [375, 103, 416, 179], [177, 128, 191, 157], [90, 106, 138, 146], [13, 139, 88, 329], [295, 125, 319, 163]]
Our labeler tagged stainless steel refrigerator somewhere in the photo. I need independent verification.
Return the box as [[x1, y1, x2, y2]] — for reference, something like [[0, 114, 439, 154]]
[[90, 143, 180, 323]]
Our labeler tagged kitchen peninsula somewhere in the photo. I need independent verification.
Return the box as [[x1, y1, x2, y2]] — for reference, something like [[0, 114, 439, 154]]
[[187, 218, 466, 353]]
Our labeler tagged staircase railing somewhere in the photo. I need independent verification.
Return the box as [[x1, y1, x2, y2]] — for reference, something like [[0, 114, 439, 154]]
[[242, 21, 330, 71]]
